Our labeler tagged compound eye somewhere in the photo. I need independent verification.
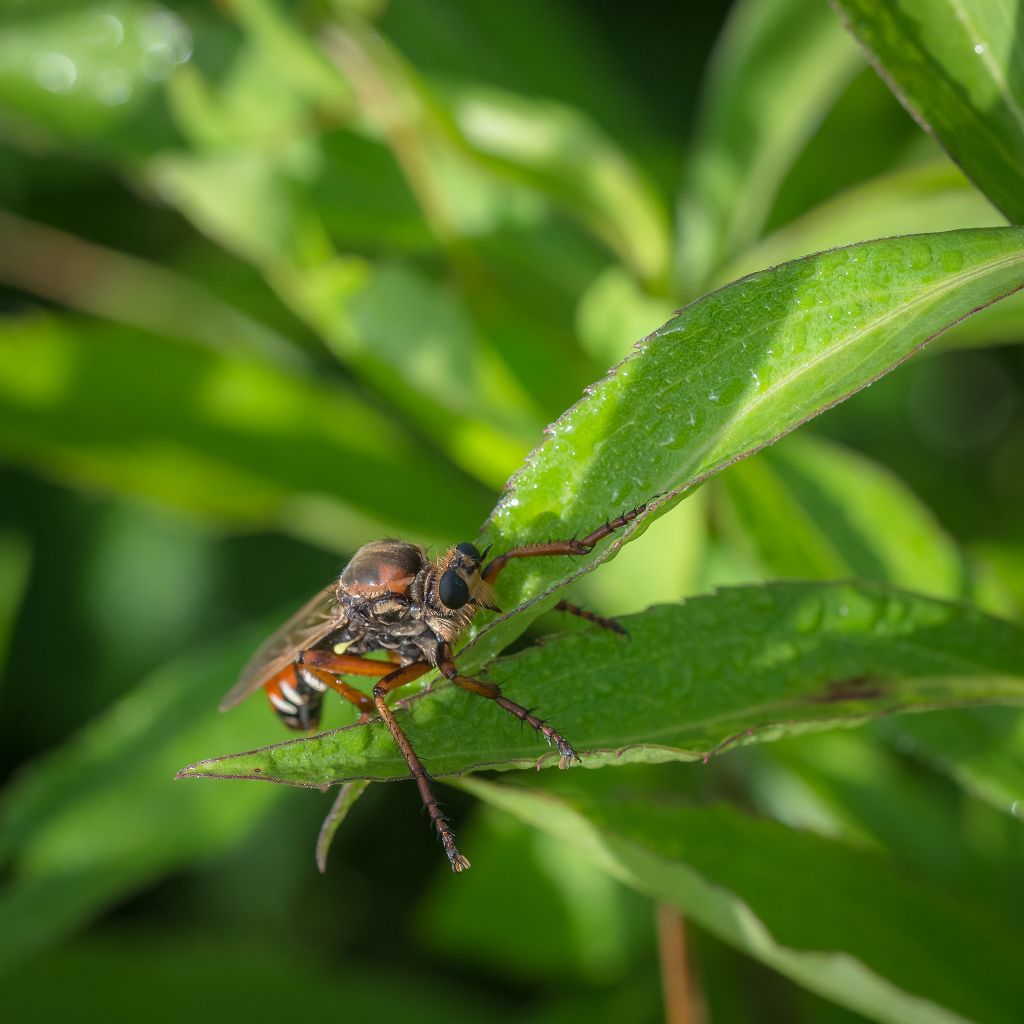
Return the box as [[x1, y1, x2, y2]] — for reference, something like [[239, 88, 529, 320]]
[[455, 542, 481, 562], [438, 568, 470, 609]]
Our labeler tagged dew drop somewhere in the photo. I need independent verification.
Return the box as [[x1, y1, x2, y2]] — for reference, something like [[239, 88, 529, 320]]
[[974, 43, 986, 54]]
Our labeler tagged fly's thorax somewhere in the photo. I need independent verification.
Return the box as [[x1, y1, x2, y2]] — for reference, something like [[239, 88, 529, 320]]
[[339, 539, 426, 596]]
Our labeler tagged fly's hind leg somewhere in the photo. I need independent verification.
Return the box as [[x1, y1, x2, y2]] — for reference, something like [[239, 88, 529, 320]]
[[302, 649, 469, 872], [372, 661, 470, 873], [298, 650, 394, 720], [296, 666, 375, 720]]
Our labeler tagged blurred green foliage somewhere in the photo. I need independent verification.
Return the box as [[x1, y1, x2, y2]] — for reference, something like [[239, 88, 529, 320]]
[[2, 2, 1024, 1023]]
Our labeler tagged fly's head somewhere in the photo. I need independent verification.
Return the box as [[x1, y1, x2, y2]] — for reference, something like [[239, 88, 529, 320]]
[[422, 541, 497, 644]]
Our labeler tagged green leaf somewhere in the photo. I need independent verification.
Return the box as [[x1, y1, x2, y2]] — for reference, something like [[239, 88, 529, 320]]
[[720, 432, 963, 596], [466, 227, 1024, 670], [0, 314, 491, 545], [177, 581, 1024, 786], [418, 805, 650, 983], [676, 0, 864, 290], [576, 265, 676, 367], [148, 152, 540, 486], [0, 626, 284, 976], [720, 163, 1006, 284], [0, 0, 185, 158], [226, 0, 353, 110], [378, 0, 665, 168], [463, 777, 1024, 1024], [877, 707, 1024, 818], [314, 779, 370, 873], [833, 0, 1024, 224], [0, 209, 304, 370], [447, 85, 671, 286], [750, 728, 1024, 913], [716, 162, 1023, 349], [719, 431, 1024, 819]]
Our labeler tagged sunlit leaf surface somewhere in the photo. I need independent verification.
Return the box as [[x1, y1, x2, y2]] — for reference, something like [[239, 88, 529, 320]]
[[834, 0, 1024, 224], [722, 431, 1024, 818], [466, 227, 1024, 668], [0, 315, 491, 546], [179, 582, 1024, 785]]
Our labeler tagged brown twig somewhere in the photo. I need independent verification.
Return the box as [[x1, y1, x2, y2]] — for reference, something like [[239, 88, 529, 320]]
[[657, 903, 703, 1024]]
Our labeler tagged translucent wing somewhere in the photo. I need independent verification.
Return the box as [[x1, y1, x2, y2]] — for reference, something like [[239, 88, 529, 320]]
[[219, 582, 346, 711]]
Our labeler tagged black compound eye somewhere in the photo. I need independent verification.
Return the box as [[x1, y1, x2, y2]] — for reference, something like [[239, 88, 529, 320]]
[[455, 542, 481, 562], [438, 569, 470, 609]]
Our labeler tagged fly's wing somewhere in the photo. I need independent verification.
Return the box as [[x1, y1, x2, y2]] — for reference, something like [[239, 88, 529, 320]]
[[219, 582, 345, 711]]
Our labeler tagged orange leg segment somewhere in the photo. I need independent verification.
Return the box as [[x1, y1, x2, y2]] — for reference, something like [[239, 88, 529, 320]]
[[301, 665, 375, 717], [300, 650, 396, 677], [298, 649, 395, 718]]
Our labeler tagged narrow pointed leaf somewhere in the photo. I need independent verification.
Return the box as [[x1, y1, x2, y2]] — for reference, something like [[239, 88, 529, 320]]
[[449, 86, 671, 284], [462, 778, 1024, 1024], [0, 315, 490, 544], [177, 581, 1024, 787], [721, 432, 1024, 817], [464, 227, 1024, 671], [314, 779, 370, 874], [677, 0, 863, 289], [716, 162, 1024, 348], [833, 0, 1024, 223]]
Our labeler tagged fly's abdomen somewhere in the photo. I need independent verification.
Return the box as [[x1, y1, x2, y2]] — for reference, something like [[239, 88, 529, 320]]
[[264, 665, 326, 731]]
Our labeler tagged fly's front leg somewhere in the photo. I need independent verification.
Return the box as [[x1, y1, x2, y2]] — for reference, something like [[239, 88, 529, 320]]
[[371, 661, 471, 873], [482, 503, 647, 585], [437, 647, 580, 769]]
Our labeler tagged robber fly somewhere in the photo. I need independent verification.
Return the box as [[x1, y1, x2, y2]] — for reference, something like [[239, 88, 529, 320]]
[[220, 504, 646, 872]]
